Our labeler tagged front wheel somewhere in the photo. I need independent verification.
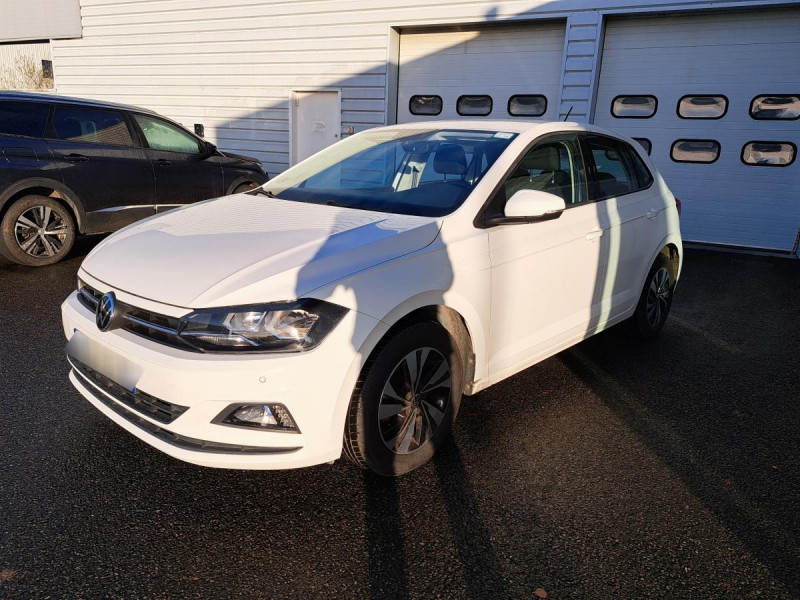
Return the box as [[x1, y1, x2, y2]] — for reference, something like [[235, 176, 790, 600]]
[[631, 253, 675, 340], [0, 195, 76, 266], [343, 322, 463, 477]]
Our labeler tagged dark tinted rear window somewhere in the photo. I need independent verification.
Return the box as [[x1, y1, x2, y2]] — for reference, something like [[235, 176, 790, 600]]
[[53, 105, 134, 147], [584, 134, 653, 200], [0, 101, 50, 138]]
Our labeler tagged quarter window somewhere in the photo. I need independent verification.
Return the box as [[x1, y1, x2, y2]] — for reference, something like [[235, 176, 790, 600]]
[[671, 140, 720, 164], [741, 142, 796, 167], [0, 101, 50, 138], [611, 95, 657, 118], [750, 95, 800, 120], [134, 114, 202, 154], [457, 95, 493, 116], [53, 106, 134, 147], [633, 138, 652, 155], [584, 135, 651, 200], [508, 95, 547, 117], [678, 95, 727, 119], [502, 135, 587, 207], [409, 95, 442, 116]]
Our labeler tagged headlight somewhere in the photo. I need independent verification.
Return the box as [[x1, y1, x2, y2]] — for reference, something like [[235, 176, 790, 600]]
[[177, 299, 347, 353]]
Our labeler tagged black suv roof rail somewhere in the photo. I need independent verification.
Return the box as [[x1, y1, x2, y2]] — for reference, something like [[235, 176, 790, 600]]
[[0, 90, 157, 116]]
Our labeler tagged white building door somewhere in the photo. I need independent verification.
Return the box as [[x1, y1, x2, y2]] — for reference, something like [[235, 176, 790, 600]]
[[594, 9, 800, 252], [397, 22, 566, 124], [290, 89, 341, 165]]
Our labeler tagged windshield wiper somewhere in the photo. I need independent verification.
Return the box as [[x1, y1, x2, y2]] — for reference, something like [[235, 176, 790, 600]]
[[247, 188, 278, 198]]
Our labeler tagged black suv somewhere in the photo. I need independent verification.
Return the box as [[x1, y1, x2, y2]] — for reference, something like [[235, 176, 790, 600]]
[[0, 91, 268, 266]]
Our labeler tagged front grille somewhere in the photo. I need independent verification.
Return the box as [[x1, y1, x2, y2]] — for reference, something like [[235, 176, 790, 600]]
[[77, 282, 199, 352], [69, 356, 301, 455], [68, 355, 188, 424]]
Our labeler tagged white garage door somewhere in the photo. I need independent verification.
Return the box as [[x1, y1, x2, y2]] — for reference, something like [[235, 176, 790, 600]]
[[397, 22, 566, 124], [594, 9, 800, 252]]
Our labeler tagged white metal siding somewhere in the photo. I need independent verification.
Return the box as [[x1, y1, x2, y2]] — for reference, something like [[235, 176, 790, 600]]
[[0, 0, 82, 42], [594, 9, 800, 251], [0, 42, 53, 90], [49, 0, 799, 183], [397, 22, 566, 123]]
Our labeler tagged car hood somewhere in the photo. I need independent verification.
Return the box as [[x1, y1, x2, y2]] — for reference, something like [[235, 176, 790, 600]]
[[81, 194, 441, 308]]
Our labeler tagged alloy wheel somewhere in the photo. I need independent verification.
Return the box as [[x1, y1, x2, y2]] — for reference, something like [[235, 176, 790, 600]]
[[645, 266, 671, 328], [14, 205, 69, 258], [378, 347, 452, 455]]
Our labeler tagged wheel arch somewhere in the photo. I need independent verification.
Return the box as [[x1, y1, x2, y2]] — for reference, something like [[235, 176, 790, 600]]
[[355, 293, 486, 397], [0, 178, 86, 233]]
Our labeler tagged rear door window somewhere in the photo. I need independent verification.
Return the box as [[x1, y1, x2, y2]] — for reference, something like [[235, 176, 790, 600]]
[[583, 134, 652, 200], [0, 101, 50, 138], [53, 105, 135, 147]]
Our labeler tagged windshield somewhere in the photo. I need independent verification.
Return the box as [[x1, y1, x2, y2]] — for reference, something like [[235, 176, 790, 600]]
[[263, 129, 517, 217]]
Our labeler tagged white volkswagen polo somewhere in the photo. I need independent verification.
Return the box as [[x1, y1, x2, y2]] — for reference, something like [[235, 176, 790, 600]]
[[62, 121, 682, 476]]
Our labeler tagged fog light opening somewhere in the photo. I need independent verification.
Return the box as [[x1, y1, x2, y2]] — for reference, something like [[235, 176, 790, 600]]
[[217, 403, 299, 433]]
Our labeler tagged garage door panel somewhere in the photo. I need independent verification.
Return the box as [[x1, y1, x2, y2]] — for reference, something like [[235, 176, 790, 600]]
[[595, 9, 800, 251], [398, 22, 565, 123]]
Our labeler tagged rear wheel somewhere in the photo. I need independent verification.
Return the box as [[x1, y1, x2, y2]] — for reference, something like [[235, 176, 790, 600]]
[[631, 253, 675, 340], [0, 195, 76, 266], [344, 322, 463, 476]]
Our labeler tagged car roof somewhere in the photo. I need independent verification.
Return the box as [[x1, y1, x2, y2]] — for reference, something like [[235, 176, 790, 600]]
[[0, 90, 158, 115], [380, 119, 637, 144]]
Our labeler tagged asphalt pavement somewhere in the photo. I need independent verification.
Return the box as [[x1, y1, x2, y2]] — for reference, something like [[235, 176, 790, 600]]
[[1, 239, 798, 599]]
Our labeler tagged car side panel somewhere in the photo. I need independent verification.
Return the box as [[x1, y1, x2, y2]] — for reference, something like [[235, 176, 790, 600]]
[[0, 135, 64, 198]]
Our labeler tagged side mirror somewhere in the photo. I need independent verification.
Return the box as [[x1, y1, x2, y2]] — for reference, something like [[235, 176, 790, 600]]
[[504, 189, 566, 220], [203, 141, 218, 157]]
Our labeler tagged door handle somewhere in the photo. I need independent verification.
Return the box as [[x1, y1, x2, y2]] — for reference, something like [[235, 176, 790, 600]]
[[646, 209, 659, 220], [62, 153, 88, 163], [585, 228, 604, 241], [156, 159, 172, 167]]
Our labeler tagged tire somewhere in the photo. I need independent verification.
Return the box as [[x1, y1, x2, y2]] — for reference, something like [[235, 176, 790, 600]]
[[232, 182, 260, 195], [631, 252, 676, 340], [0, 195, 76, 266], [344, 322, 463, 477]]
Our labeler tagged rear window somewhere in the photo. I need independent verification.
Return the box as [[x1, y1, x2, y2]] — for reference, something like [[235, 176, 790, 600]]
[[0, 101, 50, 138], [585, 134, 652, 200], [53, 105, 134, 147]]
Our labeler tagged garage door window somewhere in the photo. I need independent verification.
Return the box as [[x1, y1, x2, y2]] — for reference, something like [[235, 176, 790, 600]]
[[633, 138, 652, 155], [741, 142, 796, 167], [750, 95, 800, 120], [671, 140, 720, 164], [53, 105, 134, 147], [409, 95, 443, 116], [611, 95, 657, 118], [678, 95, 728, 119], [457, 95, 493, 116], [508, 95, 547, 117]]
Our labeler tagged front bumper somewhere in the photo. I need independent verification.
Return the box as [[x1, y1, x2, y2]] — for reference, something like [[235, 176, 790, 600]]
[[62, 283, 383, 470]]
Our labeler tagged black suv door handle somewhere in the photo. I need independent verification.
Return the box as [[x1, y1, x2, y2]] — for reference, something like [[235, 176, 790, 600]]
[[157, 159, 172, 167], [63, 153, 88, 163]]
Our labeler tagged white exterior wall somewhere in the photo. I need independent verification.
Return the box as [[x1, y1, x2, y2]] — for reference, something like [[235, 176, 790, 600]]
[[0, 0, 81, 43], [51, 0, 794, 176]]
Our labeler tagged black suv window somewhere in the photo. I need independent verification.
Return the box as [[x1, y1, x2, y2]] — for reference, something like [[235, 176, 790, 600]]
[[583, 134, 652, 200], [53, 105, 135, 147], [133, 113, 202, 154], [0, 101, 50, 138]]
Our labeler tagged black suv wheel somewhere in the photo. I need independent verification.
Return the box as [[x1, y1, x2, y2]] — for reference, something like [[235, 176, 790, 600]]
[[0, 195, 76, 266]]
